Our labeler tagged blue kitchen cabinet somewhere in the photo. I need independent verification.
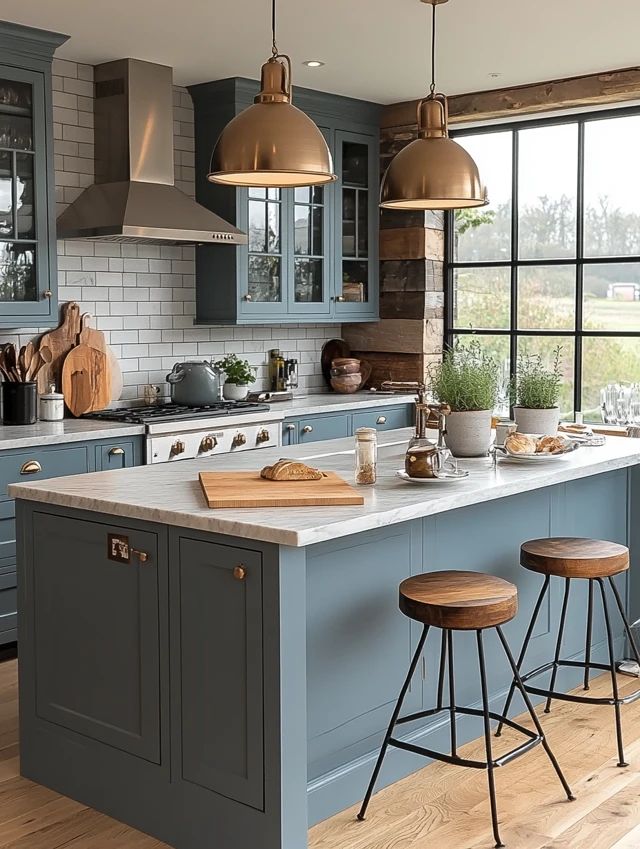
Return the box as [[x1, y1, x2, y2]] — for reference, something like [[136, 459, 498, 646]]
[[0, 23, 67, 328], [0, 433, 144, 646], [283, 402, 414, 447], [189, 78, 381, 325]]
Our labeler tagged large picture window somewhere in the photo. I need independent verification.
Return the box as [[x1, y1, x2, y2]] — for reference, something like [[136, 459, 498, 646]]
[[446, 107, 640, 421]]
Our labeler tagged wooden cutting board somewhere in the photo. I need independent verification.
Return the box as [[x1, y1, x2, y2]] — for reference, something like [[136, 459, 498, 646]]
[[62, 344, 111, 416], [37, 301, 82, 393], [199, 471, 365, 509], [79, 313, 122, 403]]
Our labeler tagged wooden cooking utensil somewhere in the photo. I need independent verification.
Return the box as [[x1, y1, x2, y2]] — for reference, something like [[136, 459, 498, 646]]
[[62, 343, 111, 417], [37, 301, 82, 392]]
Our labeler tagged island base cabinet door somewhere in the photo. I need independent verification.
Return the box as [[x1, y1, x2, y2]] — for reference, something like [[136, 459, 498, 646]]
[[172, 537, 264, 811], [31, 513, 161, 763]]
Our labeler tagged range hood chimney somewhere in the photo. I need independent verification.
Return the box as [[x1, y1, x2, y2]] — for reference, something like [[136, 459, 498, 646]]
[[57, 59, 247, 245]]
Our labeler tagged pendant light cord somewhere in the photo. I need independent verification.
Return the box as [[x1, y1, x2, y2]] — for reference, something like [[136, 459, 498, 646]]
[[271, 0, 278, 57], [429, 2, 437, 96]]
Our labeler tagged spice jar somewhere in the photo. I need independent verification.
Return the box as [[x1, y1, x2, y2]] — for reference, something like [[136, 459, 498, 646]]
[[355, 427, 377, 486]]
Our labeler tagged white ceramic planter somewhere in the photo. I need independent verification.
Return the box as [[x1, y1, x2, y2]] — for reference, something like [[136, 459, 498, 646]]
[[223, 382, 249, 401], [444, 409, 493, 458], [514, 406, 560, 436]]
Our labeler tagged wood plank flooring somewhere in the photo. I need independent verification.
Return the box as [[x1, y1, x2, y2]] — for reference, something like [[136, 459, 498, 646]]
[[1, 659, 640, 848]]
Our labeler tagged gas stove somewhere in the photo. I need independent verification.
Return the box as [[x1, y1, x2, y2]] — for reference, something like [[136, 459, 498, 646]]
[[85, 402, 283, 463]]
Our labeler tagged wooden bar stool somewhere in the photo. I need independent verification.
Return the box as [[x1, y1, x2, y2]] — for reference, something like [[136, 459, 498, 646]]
[[357, 570, 574, 849], [497, 538, 640, 768]]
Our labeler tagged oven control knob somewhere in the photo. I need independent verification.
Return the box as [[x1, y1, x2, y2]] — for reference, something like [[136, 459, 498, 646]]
[[170, 440, 186, 457], [200, 435, 218, 453], [256, 428, 270, 444], [232, 432, 247, 448]]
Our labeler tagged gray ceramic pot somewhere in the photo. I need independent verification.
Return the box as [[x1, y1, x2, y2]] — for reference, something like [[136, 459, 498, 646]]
[[514, 406, 560, 436], [444, 409, 493, 458]]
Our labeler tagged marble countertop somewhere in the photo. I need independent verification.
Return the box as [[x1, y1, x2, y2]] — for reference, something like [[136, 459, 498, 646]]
[[276, 392, 416, 417], [0, 419, 145, 450], [10, 429, 640, 547]]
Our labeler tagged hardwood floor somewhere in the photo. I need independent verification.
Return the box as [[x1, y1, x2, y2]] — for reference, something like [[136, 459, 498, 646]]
[[1, 659, 640, 848]]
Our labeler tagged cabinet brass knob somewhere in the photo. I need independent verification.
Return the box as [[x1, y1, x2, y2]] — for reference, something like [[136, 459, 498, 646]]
[[20, 460, 42, 475], [335, 295, 345, 302], [43, 290, 53, 299], [233, 565, 246, 581], [301, 425, 313, 434], [109, 447, 125, 456], [132, 549, 149, 563], [243, 294, 253, 302], [285, 423, 296, 431], [376, 416, 387, 425]]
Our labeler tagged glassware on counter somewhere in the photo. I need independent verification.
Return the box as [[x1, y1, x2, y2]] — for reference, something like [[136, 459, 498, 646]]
[[355, 427, 377, 485], [600, 383, 640, 426]]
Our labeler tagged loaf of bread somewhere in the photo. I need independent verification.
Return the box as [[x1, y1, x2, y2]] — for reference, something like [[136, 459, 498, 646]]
[[536, 436, 567, 454], [260, 459, 324, 481], [505, 433, 538, 455]]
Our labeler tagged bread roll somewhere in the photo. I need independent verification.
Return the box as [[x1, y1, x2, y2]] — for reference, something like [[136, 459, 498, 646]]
[[505, 433, 538, 455], [536, 436, 567, 454], [260, 459, 324, 481]]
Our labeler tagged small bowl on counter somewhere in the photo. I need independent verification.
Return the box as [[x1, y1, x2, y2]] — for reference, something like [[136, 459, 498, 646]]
[[330, 373, 362, 394]]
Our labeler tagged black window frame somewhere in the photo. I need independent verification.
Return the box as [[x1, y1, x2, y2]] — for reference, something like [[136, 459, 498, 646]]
[[445, 103, 640, 418]]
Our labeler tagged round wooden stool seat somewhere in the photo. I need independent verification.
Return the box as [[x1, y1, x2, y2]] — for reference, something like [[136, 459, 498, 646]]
[[521, 537, 629, 579], [399, 570, 518, 630]]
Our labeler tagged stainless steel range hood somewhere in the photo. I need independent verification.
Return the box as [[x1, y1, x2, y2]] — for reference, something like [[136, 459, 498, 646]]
[[56, 59, 247, 245]]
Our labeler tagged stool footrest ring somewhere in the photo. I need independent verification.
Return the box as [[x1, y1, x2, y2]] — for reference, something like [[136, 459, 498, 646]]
[[391, 705, 542, 770], [521, 659, 640, 707]]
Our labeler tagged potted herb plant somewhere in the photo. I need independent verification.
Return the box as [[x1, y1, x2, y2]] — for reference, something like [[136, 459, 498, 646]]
[[214, 354, 256, 401], [429, 341, 500, 457], [512, 347, 562, 436]]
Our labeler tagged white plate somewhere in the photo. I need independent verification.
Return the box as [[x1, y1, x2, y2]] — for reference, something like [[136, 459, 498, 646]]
[[498, 452, 571, 465], [395, 469, 470, 484]]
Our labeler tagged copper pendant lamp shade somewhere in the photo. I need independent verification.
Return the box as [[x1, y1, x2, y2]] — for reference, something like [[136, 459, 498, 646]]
[[380, 0, 488, 211], [207, 1, 336, 188]]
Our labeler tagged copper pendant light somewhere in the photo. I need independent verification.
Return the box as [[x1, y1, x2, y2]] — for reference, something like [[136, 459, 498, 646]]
[[380, 0, 488, 210], [207, 0, 336, 188]]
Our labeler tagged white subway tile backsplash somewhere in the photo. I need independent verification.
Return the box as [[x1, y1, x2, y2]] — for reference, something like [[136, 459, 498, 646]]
[[0, 60, 341, 403]]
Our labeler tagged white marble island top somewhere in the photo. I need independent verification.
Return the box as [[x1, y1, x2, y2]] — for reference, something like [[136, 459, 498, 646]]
[[10, 429, 640, 547]]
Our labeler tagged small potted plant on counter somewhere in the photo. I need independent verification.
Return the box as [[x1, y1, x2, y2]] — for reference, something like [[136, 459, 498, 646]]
[[215, 354, 256, 401], [430, 340, 500, 457], [512, 347, 563, 436]]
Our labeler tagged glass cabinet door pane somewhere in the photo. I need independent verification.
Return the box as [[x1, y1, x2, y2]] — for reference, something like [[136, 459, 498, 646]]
[[294, 258, 323, 303], [357, 192, 368, 256], [0, 244, 35, 301], [294, 185, 324, 303], [16, 153, 34, 239], [248, 255, 281, 302], [0, 151, 12, 237], [248, 188, 283, 303], [342, 142, 368, 187], [342, 260, 368, 302], [0, 78, 33, 152], [294, 205, 309, 255]]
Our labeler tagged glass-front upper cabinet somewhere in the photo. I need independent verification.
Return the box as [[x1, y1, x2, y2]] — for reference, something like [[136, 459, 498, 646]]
[[247, 187, 283, 305], [334, 131, 378, 319], [0, 64, 55, 325]]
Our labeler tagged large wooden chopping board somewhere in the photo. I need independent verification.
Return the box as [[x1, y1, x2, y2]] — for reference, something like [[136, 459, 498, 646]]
[[199, 471, 365, 508], [37, 301, 82, 393], [62, 344, 111, 416]]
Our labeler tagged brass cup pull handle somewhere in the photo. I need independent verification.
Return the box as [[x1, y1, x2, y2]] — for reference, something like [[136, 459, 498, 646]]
[[376, 416, 387, 425], [132, 549, 149, 564], [20, 460, 42, 475], [233, 565, 246, 581], [109, 447, 125, 456], [301, 425, 313, 434]]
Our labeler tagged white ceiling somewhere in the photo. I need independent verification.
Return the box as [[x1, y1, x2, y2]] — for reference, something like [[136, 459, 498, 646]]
[[8, 0, 640, 104]]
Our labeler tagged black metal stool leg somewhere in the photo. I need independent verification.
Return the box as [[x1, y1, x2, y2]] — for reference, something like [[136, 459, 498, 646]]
[[496, 626, 575, 802], [496, 575, 550, 736], [477, 629, 504, 849], [597, 578, 627, 767], [584, 579, 594, 690], [545, 578, 571, 713], [447, 629, 457, 756], [357, 625, 430, 821], [436, 628, 447, 710], [608, 576, 640, 667]]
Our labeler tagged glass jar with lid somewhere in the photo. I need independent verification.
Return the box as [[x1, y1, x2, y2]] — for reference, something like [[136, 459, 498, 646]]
[[355, 426, 377, 485]]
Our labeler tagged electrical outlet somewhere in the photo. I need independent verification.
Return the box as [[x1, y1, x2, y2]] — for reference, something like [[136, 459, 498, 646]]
[[108, 533, 130, 563]]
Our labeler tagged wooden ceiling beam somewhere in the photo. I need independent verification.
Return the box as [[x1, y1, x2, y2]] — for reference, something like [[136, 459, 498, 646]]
[[381, 66, 640, 130]]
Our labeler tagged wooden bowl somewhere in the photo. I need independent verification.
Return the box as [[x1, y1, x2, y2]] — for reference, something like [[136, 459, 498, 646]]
[[331, 357, 360, 372], [331, 373, 362, 394], [331, 363, 360, 377]]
